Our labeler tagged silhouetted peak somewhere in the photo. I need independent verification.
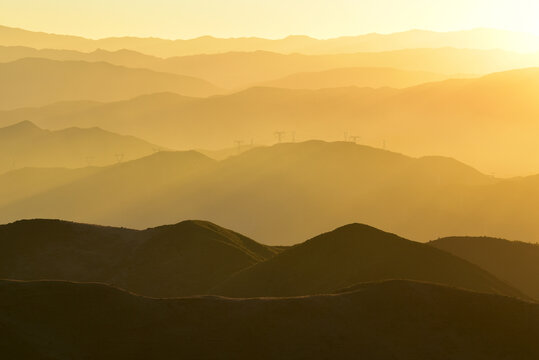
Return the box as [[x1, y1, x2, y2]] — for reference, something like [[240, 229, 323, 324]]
[[326, 223, 397, 238], [1, 120, 40, 131], [148, 219, 223, 234], [0, 120, 44, 137]]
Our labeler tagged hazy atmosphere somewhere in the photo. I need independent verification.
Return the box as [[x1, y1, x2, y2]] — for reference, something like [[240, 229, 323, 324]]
[[2, 1, 539, 359]]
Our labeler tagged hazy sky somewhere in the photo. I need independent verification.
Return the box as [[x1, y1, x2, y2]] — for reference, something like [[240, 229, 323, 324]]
[[2, 0, 539, 39]]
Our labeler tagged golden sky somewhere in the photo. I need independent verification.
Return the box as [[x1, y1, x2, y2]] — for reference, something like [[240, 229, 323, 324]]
[[2, 0, 539, 39]]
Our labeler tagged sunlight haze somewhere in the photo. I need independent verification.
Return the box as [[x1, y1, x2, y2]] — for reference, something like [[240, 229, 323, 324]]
[[2, 0, 539, 39], [2, 1, 539, 358]]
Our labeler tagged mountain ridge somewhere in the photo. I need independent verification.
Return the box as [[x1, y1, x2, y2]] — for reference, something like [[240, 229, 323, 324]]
[[0, 57, 222, 110], [2, 25, 539, 56]]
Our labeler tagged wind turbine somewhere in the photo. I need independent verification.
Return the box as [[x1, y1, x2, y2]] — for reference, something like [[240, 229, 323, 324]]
[[274, 131, 285, 143], [234, 140, 244, 153]]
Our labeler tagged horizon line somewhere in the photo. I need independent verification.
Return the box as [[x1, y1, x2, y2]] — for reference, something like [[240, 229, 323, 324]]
[[2, 24, 538, 42]]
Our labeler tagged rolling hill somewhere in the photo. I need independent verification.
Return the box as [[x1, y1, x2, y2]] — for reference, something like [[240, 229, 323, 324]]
[[0, 219, 279, 297], [2, 25, 539, 56], [2, 141, 539, 246], [1, 279, 538, 359], [213, 223, 523, 298], [0, 120, 160, 173], [430, 236, 539, 301], [0, 58, 221, 110], [0, 141, 502, 244]]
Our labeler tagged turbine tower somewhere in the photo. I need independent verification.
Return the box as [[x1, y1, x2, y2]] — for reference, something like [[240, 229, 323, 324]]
[[234, 140, 244, 153], [274, 131, 285, 143]]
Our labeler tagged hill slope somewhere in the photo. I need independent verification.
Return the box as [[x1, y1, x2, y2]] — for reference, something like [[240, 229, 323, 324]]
[[1, 279, 538, 359], [0, 141, 499, 244], [0, 58, 221, 109], [430, 236, 539, 301], [0, 219, 278, 297], [0, 121, 161, 173], [213, 224, 523, 298]]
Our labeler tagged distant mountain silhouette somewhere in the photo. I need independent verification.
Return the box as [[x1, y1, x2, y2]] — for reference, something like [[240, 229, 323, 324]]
[[257, 67, 455, 89], [430, 236, 539, 301], [0, 121, 159, 173], [142, 48, 539, 88], [2, 25, 539, 56], [213, 224, 523, 298], [6, 67, 539, 175], [1, 87, 398, 148], [1, 279, 538, 359], [0, 141, 502, 244], [0, 100, 101, 128], [0, 44, 161, 67], [4, 45, 539, 89], [0, 58, 221, 109], [0, 219, 278, 297], [0, 92, 201, 137]]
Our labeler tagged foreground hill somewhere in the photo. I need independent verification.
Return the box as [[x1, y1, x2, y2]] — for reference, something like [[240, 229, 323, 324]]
[[0, 58, 221, 110], [0, 141, 501, 244], [0, 120, 160, 173], [430, 237, 539, 301], [2, 25, 539, 56], [1, 279, 538, 359], [0, 219, 278, 297], [0, 218, 522, 299], [213, 224, 523, 298]]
